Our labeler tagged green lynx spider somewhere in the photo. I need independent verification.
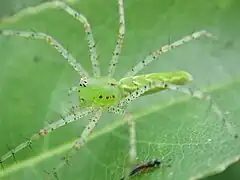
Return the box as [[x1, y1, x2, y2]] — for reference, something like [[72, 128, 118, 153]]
[[0, 0, 238, 179]]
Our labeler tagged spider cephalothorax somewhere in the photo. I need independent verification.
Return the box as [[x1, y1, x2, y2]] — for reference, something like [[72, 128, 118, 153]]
[[78, 77, 123, 107]]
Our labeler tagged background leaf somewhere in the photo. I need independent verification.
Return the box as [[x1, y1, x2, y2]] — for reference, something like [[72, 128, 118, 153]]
[[0, 0, 240, 180]]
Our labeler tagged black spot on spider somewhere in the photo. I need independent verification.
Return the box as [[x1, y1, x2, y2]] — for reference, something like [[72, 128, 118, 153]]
[[78, 90, 81, 92], [80, 98, 85, 102], [112, 95, 115, 98], [106, 96, 109, 100], [164, 83, 168, 88], [99, 95, 103, 99], [142, 60, 145, 64]]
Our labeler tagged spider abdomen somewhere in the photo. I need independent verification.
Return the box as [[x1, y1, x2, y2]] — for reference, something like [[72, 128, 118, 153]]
[[119, 71, 193, 96]]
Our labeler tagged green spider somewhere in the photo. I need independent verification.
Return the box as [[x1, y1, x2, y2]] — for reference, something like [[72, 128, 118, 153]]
[[0, 0, 238, 179]]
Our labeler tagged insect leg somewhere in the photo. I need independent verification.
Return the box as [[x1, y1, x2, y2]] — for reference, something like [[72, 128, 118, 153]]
[[0, 107, 93, 166], [108, 0, 125, 77], [124, 30, 217, 77], [0, 29, 88, 77], [47, 109, 103, 180]]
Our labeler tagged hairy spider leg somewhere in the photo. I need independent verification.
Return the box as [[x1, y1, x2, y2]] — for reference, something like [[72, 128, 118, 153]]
[[0, 30, 88, 77], [53, 1, 100, 77], [0, 107, 94, 167], [108, 0, 125, 77], [48, 109, 103, 180], [124, 30, 217, 77], [1, 1, 100, 76], [119, 79, 237, 138]]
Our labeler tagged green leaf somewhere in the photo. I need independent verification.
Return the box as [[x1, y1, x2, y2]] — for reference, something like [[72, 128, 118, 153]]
[[0, 0, 240, 180]]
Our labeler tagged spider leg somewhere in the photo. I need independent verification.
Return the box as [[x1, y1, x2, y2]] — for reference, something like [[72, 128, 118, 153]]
[[157, 82, 238, 139], [124, 30, 217, 77], [0, 107, 94, 166], [52, 1, 100, 77], [47, 108, 103, 180], [126, 113, 137, 165], [108, 107, 136, 164], [108, 0, 125, 77], [0, 29, 88, 77], [117, 80, 238, 138]]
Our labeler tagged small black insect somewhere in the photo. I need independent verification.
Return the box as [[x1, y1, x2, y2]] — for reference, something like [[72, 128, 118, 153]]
[[120, 159, 161, 180]]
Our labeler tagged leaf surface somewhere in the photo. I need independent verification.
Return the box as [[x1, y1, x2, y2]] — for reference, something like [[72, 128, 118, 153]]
[[0, 0, 240, 180]]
